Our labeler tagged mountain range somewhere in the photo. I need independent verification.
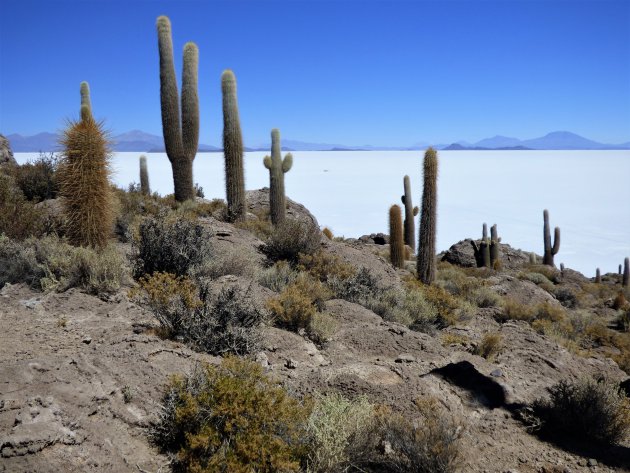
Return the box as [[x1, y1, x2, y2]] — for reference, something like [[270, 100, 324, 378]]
[[4, 130, 630, 152]]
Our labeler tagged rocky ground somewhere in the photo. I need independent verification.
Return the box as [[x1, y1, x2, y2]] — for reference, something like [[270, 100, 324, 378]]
[[1, 193, 629, 472]]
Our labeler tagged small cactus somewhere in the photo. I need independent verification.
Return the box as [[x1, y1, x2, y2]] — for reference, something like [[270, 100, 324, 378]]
[[157, 16, 199, 202], [58, 82, 114, 249], [489, 224, 500, 269], [221, 69, 246, 221], [417, 148, 438, 285], [401, 175, 418, 252], [529, 252, 537, 265], [560, 262, 565, 272], [542, 209, 560, 267], [263, 129, 293, 226], [624, 257, 629, 288], [389, 205, 404, 268], [471, 222, 499, 269], [595, 268, 601, 283], [139, 155, 150, 195]]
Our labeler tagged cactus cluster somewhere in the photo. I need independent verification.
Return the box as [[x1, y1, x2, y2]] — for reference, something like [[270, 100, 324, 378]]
[[58, 81, 114, 249], [471, 223, 500, 269], [542, 209, 561, 267], [157, 16, 199, 202], [417, 148, 438, 285], [401, 175, 418, 252], [389, 205, 405, 268], [263, 129, 293, 226]]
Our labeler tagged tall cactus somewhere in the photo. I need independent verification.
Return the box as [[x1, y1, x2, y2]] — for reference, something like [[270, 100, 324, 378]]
[[595, 268, 601, 283], [401, 175, 418, 252], [417, 148, 438, 285], [58, 82, 114, 249], [156, 16, 199, 202], [542, 209, 560, 267], [471, 223, 490, 268], [389, 205, 405, 268], [490, 224, 500, 269], [221, 69, 246, 221], [139, 155, 150, 195], [263, 129, 293, 225], [624, 257, 629, 288]]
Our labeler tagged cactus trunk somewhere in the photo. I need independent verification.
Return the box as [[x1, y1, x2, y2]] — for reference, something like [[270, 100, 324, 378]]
[[490, 224, 499, 269], [624, 257, 629, 287], [157, 16, 198, 202], [221, 70, 246, 221], [542, 209, 560, 267], [139, 155, 150, 195], [417, 148, 438, 285], [264, 129, 292, 226], [389, 205, 405, 268], [595, 268, 601, 283]]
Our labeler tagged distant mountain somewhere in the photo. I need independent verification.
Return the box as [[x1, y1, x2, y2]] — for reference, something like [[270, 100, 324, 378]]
[[5, 130, 630, 152]]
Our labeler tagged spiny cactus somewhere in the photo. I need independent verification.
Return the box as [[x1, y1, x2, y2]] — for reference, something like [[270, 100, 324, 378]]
[[389, 205, 405, 268], [221, 69, 246, 221], [471, 223, 493, 268], [263, 129, 293, 226], [624, 257, 629, 288], [139, 155, 150, 195], [417, 148, 438, 285], [595, 268, 601, 283], [401, 175, 418, 252], [490, 224, 500, 269], [542, 209, 560, 267], [58, 82, 114, 249], [157, 16, 199, 202]]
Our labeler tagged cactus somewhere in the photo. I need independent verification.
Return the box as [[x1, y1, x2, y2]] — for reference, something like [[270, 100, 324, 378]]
[[417, 148, 438, 285], [221, 70, 246, 221], [619, 264, 623, 275], [529, 252, 537, 265], [389, 205, 405, 268], [471, 223, 490, 268], [156, 16, 199, 202], [322, 227, 333, 240], [401, 175, 418, 252], [542, 209, 560, 267], [490, 224, 500, 269], [624, 257, 629, 287], [560, 262, 565, 272], [263, 129, 293, 226], [139, 155, 150, 195], [58, 82, 114, 249], [595, 268, 601, 283]]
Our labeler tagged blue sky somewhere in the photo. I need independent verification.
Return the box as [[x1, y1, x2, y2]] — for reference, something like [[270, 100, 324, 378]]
[[1, 0, 629, 146]]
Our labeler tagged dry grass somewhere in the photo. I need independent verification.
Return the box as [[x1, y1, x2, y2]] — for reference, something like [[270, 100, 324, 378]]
[[474, 333, 503, 361]]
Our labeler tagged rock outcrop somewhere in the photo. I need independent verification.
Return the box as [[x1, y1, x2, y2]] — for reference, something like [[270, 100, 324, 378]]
[[0, 134, 16, 167]]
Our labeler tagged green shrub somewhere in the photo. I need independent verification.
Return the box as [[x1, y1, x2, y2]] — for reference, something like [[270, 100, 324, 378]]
[[0, 234, 126, 295], [258, 260, 300, 293], [151, 357, 311, 473], [0, 173, 45, 240], [298, 250, 355, 283], [328, 267, 382, 305], [305, 393, 374, 473], [133, 213, 208, 278], [267, 275, 331, 332], [470, 286, 503, 308], [532, 378, 630, 445], [8, 152, 59, 202], [308, 312, 338, 345], [195, 244, 260, 280], [264, 218, 321, 262]]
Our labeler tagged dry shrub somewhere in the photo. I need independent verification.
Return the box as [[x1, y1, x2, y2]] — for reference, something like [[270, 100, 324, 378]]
[[524, 264, 560, 283], [0, 173, 45, 240], [151, 357, 311, 473], [436, 264, 484, 301], [553, 286, 580, 309], [267, 275, 331, 332], [474, 333, 503, 361], [532, 378, 630, 445], [308, 312, 338, 345], [534, 301, 567, 323], [305, 393, 374, 473], [265, 218, 321, 262], [441, 332, 471, 346], [0, 234, 126, 295], [258, 260, 300, 293], [322, 227, 334, 240], [195, 244, 260, 280], [613, 292, 629, 311], [417, 283, 474, 327], [470, 286, 503, 308], [357, 399, 462, 473], [298, 250, 355, 283], [496, 298, 535, 322], [8, 152, 59, 202]]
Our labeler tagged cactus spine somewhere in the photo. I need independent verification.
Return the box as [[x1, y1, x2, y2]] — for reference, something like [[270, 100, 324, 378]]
[[157, 16, 199, 202], [401, 175, 418, 252], [221, 70, 246, 221], [542, 209, 560, 267], [139, 155, 150, 195], [58, 82, 114, 249], [389, 205, 405, 268], [624, 257, 629, 287], [417, 148, 438, 285], [595, 268, 601, 283], [263, 129, 293, 225]]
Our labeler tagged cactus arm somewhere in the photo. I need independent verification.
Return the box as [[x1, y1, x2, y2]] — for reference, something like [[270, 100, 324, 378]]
[[263, 155, 272, 169], [413, 206, 419, 216], [156, 16, 184, 162], [282, 153, 293, 173], [552, 227, 561, 255], [401, 195, 406, 205], [181, 42, 199, 160], [80, 81, 92, 120]]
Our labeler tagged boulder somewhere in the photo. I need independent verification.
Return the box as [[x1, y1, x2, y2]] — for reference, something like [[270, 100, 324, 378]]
[[0, 134, 16, 167], [441, 239, 533, 271], [246, 188, 319, 228]]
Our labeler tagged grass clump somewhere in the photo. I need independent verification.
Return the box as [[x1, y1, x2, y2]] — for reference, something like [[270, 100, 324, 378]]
[[151, 357, 311, 473], [264, 218, 321, 263], [298, 250, 356, 284], [267, 275, 331, 332], [474, 333, 503, 361], [258, 260, 300, 293], [532, 378, 630, 446]]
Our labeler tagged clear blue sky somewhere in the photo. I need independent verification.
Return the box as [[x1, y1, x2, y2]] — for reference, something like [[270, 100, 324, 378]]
[[1, 0, 629, 146]]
